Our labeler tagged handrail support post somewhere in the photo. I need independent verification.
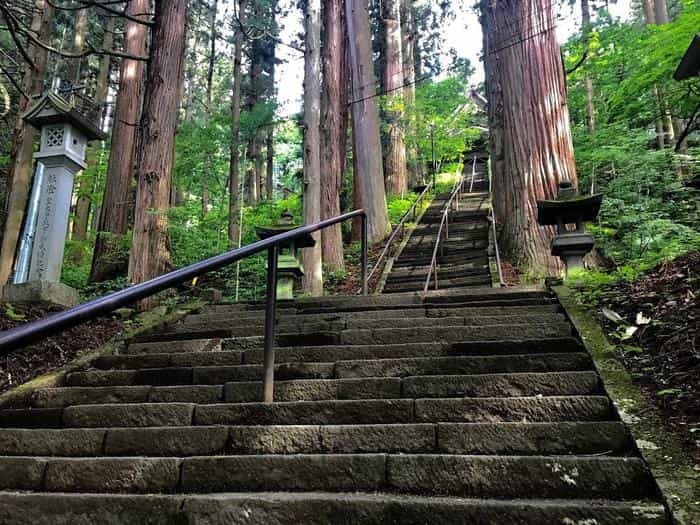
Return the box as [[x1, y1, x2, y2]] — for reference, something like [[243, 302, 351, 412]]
[[262, 244, 279, 403], [361, 213, 368, 296]]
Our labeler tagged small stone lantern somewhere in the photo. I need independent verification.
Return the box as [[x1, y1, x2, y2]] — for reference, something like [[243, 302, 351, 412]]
[[537, 182, 603, 275], [2, 90, 105, 307], [255, 210, 315, 300]]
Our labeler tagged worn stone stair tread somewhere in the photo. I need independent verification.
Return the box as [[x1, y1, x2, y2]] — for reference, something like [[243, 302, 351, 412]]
[[173, 314, 566, 336], [181, 305, 563, 325], [0, 421, 630, 457], [0, 492, 669, 524], [0, 454, 652, 497], [65, 351, 590, 387], [94, 337, 582, 371], [28, 370, 601, 407]]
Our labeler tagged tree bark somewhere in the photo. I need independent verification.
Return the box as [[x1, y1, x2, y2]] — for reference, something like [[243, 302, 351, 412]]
[[581, 0, 595, 133], [89, 0, 148, 283], [128, 0, 189, 309], [72, 12, 113, 242], [0, 0, 54, 286], [382, 0, 407, 196], [346, 0, 390, 244], [202, 0, 218, 217], [400, 0, 418, 186], [481, 0, 577, 275], [266, 128, 274, 200], [653, 0, 668, 24], [302, 0, 323, 295], [228, 0, 245, 244], [65, 7, 88, 85], [320, 0, 349, 272], [641, 0, 656, 24]]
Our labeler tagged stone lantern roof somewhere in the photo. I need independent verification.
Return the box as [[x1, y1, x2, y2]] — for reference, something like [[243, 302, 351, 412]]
[[674, 33, 700, 81], [22, 91, 106, 141]]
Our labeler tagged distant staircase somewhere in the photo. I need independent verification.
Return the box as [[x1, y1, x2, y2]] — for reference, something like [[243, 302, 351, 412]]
[[384, 150, 493, 293]]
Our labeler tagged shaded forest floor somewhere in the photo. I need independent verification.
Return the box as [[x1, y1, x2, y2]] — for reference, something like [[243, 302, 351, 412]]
[[579, 252, 699, 465], [0, 304, 123, 396]]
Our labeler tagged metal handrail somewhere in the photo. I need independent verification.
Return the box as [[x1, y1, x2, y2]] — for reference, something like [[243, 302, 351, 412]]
[[423, 174, 464, 292], [468, 156, 477, 193], [487, 158, 506, 287], [0, 210, 369, 402], [365, 183, 433, 286]]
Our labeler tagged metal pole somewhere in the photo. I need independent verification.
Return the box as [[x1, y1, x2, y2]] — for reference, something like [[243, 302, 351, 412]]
[[431, 127, 436, 192], [262, 244, 279, 403], [361, 213, 368, 295]]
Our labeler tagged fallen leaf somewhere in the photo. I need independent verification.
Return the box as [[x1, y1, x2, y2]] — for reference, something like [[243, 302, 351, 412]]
[[636, 312, 652, 325], [602, 307, 625, 324]]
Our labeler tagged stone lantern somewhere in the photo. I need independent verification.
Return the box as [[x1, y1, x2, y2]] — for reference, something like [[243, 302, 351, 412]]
[[255, 210, 314, 300], [2, 90, 105, 307], [537, 182, 603, 275]]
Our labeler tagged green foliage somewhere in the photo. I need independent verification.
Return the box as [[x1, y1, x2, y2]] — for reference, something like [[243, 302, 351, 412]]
[[403, 76, 481, 171], [563, 0, 700, 289]]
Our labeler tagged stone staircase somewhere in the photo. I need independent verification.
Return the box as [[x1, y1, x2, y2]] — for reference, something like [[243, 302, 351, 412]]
[[0, 288, 671, 523], [384, 156, 493, 294]]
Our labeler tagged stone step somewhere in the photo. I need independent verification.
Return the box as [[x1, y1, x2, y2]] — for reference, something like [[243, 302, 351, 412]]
[[0, 492, 669, 525], [202, 289, 549, 314], [241, 338, 583, 364], [138, 321, 573, 346], [0, 454, 652, 497], [387, 261, 489, 279], [386, 269, 490, 285], [225, 371, 599, 403], [383, 277, 492, 293], [172, 314, 566, 338], [108, 338, 583, 371], [65, 351, 590, 387], [127, 338, 223, 355], [182, 303, 562, 325], [393, 253, 492, 267], [0, 422, 630, 457], [0, 395, 612, 428]]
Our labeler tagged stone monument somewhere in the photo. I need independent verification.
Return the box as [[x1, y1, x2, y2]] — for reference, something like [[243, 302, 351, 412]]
[[255, 210, 314, 300], [537, 182, 603, 276], [2, 90, 105, 307]]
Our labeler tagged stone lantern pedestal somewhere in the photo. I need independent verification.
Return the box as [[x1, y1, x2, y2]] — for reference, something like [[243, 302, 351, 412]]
[[537, 182, 603, 276], [2, 91, 105, 307], [255, 211, 315, 301]]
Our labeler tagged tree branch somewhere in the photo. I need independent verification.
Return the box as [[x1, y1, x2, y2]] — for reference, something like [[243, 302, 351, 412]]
[[674, 99, 700, 153], [566, 50, 588, 75]]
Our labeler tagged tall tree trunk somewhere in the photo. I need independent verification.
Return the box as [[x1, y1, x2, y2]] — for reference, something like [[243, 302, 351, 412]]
[[128, 0, 188, 309], [653, 0, 669, 24], [89, 0, 148, 283], [183, 12, 202, 122], [202, 0, 218, 217], [346, 0, 390, 244], [581, 0, 595, 133], [72, 12, 113, 242], [641, 0, 656, 24], [320, 0, 349, 271], [302, 0, 323, 295], [266, 128, 274, 200], [400, 0, 418, 186], [0, 0, 54, 286], [481, 0, 577, 275], [382, 0, 407, 196], [65, 7, 88, 85], [228, 0, 245, 244]]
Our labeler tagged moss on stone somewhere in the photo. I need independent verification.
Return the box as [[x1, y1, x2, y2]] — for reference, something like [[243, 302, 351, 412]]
[[553, 285, 700, 525]]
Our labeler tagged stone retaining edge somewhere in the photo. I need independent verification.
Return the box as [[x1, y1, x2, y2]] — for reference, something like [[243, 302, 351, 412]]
[[552, 284, 699, 525]]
